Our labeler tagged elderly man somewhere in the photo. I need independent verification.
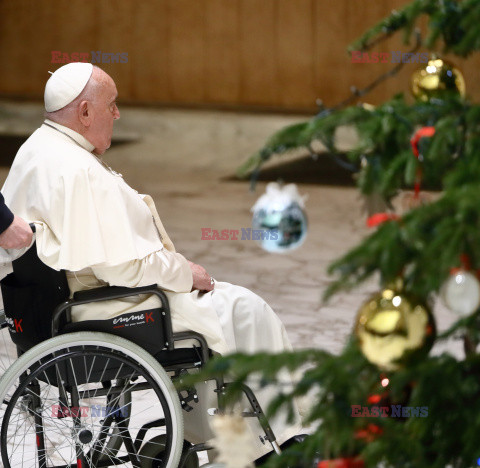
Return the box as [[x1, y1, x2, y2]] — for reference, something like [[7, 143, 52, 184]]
[[0, 196, 32, 249], [2, 63, 304, 463]]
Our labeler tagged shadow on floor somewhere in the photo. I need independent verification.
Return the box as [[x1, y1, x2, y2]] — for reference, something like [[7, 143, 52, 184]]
[[225, 154, 357, 186], [0, 134, 135, 167]]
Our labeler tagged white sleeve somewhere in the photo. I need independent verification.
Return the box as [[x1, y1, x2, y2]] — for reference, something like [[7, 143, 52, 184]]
[[91, 249, 193, 293]]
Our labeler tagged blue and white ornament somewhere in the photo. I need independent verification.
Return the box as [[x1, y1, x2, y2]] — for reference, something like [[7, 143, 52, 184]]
[[251, 182, 308, 253]]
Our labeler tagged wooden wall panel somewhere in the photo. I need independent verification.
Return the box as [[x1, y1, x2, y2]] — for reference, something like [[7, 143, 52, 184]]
[[276, 0, 315, 108], [204, 0, 241, 104], [1, 0, 480, 111], [238, 0, 278, 106], [313, 0, 351, 107], [167, 0, 207, 102], [0, 0, 38, 96], [131, 0, 170, 102], [98, 1, 135, 99]]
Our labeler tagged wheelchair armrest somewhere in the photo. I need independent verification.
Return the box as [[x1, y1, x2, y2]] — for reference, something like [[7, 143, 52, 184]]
[[52, 284, 174, 348], [73, 284, 164, 304]]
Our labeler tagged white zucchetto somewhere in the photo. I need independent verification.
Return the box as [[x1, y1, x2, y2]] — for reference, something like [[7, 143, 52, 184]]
[[44, 63, 94, 112]]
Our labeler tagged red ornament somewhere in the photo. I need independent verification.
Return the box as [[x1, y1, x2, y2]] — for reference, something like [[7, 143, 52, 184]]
[[318, 457, 364, 468], [367, 394, 382, 405], [409, 126, 436, 198], [354, 423, 384, 442], [366, 212, 400, 228], [410, 126, 436, 158]]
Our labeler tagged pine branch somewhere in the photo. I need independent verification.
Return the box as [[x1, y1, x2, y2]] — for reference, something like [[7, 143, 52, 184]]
[[235, 122, 310, 179], [348, 0, 479, 56]]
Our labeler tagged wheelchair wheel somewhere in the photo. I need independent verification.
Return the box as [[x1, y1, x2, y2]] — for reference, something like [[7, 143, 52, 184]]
[[138, 435, 199, 468], [0, 332, 184, 468]]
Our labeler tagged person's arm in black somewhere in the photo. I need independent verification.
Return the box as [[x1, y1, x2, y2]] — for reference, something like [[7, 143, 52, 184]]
[[0, 193, 14, 234]]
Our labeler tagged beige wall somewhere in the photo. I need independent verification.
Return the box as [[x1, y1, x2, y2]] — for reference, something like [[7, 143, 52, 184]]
[[1, 0, 479, 111]]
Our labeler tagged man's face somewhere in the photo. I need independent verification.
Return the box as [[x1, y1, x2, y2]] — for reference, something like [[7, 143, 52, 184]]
[[89, 74, 120, 155]]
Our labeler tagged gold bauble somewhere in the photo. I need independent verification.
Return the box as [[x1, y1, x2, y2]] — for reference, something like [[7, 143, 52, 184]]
[[355, 286, 436, 371], [411, 57, 466, 102]]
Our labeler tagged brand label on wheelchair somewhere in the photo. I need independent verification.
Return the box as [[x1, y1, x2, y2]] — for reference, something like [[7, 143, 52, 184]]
[[112, 311, 155, 329], [4, 316, 23, 333], [52, 405, 130, 418]]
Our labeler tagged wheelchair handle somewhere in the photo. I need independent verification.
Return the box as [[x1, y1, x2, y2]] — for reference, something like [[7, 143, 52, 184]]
[[29, 223, 36, 233]]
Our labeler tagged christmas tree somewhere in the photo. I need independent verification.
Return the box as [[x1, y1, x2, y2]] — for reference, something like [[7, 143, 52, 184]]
[[184, 1, 480, 466]]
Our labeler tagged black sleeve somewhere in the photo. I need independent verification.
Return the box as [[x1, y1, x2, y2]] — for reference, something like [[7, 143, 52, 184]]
[[0, 193, 14, 234]]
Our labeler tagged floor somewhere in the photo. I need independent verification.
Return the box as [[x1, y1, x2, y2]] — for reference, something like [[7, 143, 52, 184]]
[[0, 101, 465, 466]]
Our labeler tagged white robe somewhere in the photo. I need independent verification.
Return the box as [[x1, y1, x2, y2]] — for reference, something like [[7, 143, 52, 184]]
[[2, 120, 303, 459]]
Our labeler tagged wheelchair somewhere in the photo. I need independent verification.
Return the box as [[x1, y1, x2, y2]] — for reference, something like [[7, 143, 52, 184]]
[[0, 241, 281, 468]]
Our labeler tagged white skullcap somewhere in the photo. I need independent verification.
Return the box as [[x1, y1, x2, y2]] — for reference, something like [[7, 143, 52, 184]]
[[44, 63, 94, 112]]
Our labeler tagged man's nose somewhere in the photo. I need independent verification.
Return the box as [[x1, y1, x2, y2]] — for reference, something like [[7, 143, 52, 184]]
[[114, 105, 120, 120]]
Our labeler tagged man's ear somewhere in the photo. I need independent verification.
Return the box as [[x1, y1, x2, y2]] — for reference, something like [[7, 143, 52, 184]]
[[78, 100, 91, 127]]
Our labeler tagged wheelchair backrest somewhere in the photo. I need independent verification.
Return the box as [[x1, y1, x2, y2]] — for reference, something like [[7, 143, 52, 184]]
[[0, 243, 70, 352]]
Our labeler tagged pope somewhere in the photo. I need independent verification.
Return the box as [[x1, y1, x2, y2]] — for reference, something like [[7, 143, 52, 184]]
[[1, 63, 305, 463]]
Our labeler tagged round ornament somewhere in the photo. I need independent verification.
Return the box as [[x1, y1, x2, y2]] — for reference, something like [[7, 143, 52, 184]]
[[441, 269, 480, 317], [355, 286, 436, 371], [411, 56, 465, 102], [251, 182, 308, 253]]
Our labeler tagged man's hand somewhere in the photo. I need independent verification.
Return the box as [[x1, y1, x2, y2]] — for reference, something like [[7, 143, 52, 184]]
[[188, 260, 214, 292], [0, 216, 33, 249]]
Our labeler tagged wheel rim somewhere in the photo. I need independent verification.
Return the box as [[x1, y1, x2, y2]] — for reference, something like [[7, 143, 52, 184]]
[[0, 320, 17, 375], [0, 344, 176, 468]]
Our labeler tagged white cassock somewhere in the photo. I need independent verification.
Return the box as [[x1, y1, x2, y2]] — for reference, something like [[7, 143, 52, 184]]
[[2, 120, 304, 460]]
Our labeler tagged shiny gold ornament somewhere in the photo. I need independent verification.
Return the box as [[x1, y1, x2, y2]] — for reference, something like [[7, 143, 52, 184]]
[[411, 57, 466, 102], [355, 286, 435, 371]]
